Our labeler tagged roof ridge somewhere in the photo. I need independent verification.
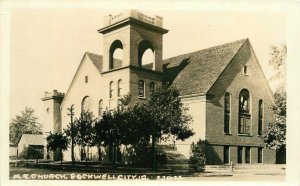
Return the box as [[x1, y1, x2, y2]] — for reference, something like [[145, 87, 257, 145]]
[[86, 52, 102, 57], [163, 38, 248, 63]]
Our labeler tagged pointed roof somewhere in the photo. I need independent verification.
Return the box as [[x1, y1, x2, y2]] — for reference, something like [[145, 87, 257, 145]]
[[86, 52, 103, 73], [18, 134, 44, 146], [163, 39, 248, 96]]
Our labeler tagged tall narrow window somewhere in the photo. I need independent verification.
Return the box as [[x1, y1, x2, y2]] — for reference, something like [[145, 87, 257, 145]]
[[243, 65, 248, 75], [238, 146, 243, 164], [149, 82, 155, 94], [223, 146, 230, 164], [258, 99, 263, 135], [117, 79, 122, 97], [258, 147, 263, 163], [85, 76, 88, 83], [109, 81, 113, 98], [239, 89, 251, 134], [138, 80, 145, 97], [98, 99, 103, 117], [224, 92, 231, 134], [81, 96, 91, 113], [245, 147, 251, 163]]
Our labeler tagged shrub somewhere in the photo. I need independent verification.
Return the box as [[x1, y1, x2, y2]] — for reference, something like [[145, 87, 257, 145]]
[[18, 145, 43, 164], [189, 139, 206, 172]]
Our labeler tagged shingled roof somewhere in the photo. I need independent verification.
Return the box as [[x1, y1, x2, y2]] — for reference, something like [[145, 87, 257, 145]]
[[83, 39, 247, 96], [163, 39, 248, 96]]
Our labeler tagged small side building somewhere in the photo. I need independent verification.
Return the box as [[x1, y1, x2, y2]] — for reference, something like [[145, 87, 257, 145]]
[[18, 134, 44, 159]]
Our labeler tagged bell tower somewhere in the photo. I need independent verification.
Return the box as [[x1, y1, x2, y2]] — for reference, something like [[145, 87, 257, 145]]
[[98, 10, 168, 72], [98, 11, 168, 106]]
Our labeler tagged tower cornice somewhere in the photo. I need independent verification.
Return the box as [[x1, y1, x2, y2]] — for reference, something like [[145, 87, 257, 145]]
[[98, 17, 169, 35], [98, 10, 168, 35]]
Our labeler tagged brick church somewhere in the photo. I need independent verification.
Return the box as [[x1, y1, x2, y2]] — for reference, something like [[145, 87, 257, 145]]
[[42, 10, 277, 165]]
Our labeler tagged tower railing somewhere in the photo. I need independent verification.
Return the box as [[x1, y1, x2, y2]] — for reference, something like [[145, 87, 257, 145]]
[[103, 10, 163, 28]]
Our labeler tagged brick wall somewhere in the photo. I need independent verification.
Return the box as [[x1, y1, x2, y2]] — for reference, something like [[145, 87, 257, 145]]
[[205, 40, 276, 164]]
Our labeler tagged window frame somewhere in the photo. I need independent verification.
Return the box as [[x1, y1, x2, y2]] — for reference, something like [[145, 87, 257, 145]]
[[224, 92, 231, 134], [81, 96, 91, 113], [245, 146, 251, 164], [243, 65, 248, 75], [149, 82, 155, 95], [223, 146, 230, 164], [98, 99, 103, 117], [258, 147, 263, 163], [109, 81, 114, 98], [117, 79, 122, 97], [238, 89, 252, 135], [238, 146, 243, 164], [258, 99, 264, 135], [138, 80, 145, 98]]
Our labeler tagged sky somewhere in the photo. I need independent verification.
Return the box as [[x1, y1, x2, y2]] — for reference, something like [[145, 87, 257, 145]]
[[7, 6, 286, 121]]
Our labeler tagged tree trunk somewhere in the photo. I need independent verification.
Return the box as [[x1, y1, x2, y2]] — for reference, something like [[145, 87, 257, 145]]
[[152, 136, 156, 171], [85, 146, 88, 166], [60, 149, 63, 168], [152, 124, 157, 171], [71, 113, 75, 167], [71, 138, 74, 167], [113, 143, 116, 169], [98, 145, 102, 162]]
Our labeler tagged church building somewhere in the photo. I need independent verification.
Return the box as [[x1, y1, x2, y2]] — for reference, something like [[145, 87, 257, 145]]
[[42, 10, 277, 165]]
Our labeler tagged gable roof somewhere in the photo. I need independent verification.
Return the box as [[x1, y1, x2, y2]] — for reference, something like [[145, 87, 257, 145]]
[[61, 52, 102, 108], [163, 39, 247, 96], [86, 52, 103, 73], [18, 134, 44, 146]]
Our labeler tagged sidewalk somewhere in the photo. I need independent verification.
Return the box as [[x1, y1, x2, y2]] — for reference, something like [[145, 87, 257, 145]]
[[205, 164, 285, 176], [10, 160, 286, 179]]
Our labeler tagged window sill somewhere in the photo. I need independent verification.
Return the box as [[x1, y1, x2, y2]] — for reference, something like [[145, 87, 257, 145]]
[[138, 97, 147, 100], [223, 133, 232, 136], [238, 134, 253, 137]]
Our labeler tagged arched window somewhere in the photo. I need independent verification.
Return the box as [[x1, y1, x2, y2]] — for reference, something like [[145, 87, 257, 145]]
[[149, 82, 155, 94], [138, 40, 154, 70], [238, 89, 251, 134], [81, 96, 91, 113], [117, 79, 122, 97], [258, 99, 263, 135], [138, 80, 145, 97], [109, 40, 123, 70], [109, 81, 114, 98], [98, 99, 103, 117], [224, 92, 231, 134]]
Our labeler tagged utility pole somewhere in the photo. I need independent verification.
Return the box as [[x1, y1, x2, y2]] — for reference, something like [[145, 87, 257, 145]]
[[67, 106, 75, 167]]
